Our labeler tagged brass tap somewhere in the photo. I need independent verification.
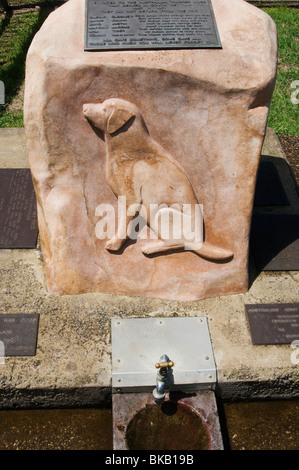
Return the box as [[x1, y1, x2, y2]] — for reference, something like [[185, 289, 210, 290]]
[[153, 354, 174, 404], [155, 360, 174, 369]]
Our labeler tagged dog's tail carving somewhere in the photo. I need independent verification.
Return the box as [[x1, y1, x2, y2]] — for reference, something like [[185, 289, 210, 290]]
[[194, 241, 233, 261]]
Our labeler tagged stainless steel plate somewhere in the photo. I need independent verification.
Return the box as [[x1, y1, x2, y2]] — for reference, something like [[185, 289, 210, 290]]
[[111, 316, 216, 392]]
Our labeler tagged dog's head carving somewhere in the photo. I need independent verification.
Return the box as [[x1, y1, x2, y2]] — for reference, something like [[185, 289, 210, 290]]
[[83, 98, 136, 135]]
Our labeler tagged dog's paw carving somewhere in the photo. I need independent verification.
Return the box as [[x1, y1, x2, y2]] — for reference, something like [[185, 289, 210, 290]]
[[105, 238, 123, 251], [141, 244, 155, 255]]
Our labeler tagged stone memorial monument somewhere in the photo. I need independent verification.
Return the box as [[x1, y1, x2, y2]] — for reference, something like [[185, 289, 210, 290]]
[[24, 0, 277, 301]]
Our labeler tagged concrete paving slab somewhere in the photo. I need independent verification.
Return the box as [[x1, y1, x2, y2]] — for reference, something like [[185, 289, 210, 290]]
[[0, 128, 28, 168], [0, 128, 298, 408]]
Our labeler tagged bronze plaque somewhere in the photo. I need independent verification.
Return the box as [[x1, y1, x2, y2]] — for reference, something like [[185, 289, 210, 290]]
[[0, 169, 38, 249], [245, 304, 299, 345], [0, 314, 39, 356], [85, 0, 221, 51]]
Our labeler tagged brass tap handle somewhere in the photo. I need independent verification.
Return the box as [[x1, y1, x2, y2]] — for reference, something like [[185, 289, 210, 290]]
[[155, 360, 174, 369]]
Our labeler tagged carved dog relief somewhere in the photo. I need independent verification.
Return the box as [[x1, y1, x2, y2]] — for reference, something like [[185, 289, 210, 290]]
[[83, 98, 233, 262]]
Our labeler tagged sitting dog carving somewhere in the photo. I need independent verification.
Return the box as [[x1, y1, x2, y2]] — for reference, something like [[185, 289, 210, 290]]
[[83, 98, 233, 261]]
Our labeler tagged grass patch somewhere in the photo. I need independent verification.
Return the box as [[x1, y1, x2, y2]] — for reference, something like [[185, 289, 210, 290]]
[[263, 7, 299, 135], [0, 8, 46, 127], [0, 109, 23, 127], [0, 0, 64, 8]]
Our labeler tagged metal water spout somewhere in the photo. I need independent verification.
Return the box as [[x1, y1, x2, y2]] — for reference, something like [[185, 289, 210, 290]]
[[153, 354, 174, 404]]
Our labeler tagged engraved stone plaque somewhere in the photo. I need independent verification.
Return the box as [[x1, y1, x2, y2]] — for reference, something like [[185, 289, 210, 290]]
[[0, 169, 38, 249], [85, 0, 221, 51], [0, 314, 39, 356], [245, 304, 299, 345]]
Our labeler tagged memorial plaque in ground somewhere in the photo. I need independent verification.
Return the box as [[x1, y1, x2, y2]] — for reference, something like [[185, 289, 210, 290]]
[[245, 304, 299, 345], [85, 0, 221, 50], [0, 314, 39, 356], [0, 169, 38, 248]]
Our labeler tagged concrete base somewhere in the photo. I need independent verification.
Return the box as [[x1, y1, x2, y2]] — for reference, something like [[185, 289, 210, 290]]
[[0, 128, 298, 408]]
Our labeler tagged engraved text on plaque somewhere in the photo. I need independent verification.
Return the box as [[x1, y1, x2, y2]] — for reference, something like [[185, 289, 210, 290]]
[[85, 0, 221, 50]]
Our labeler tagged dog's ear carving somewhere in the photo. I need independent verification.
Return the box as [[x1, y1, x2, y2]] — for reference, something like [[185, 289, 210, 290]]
[[107, 107, 134, 134]]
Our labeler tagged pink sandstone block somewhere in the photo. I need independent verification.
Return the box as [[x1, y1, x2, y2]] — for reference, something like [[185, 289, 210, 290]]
[[24, 0, 277, 300]]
